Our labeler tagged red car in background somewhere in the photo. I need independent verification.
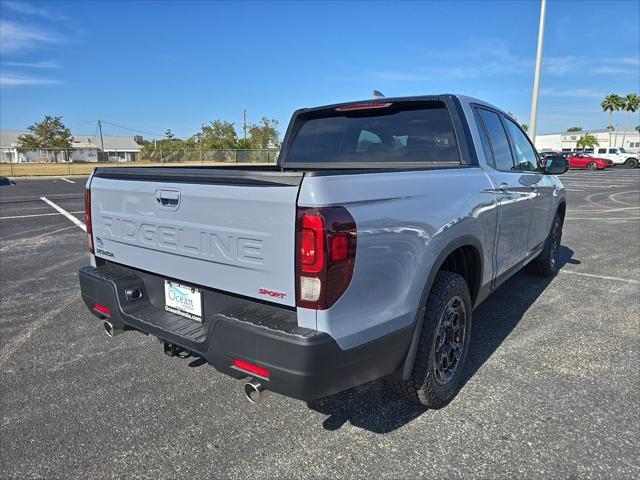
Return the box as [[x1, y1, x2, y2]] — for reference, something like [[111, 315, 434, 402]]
[[567, 152, 612, 170]]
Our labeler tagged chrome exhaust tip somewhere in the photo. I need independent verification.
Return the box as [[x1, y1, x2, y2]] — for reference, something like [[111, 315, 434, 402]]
[[243, 379, 266, 404], [103, 321, 123, 337]]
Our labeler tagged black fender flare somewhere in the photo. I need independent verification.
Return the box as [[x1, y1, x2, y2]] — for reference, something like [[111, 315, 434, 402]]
[[400, 235, 484, 380]]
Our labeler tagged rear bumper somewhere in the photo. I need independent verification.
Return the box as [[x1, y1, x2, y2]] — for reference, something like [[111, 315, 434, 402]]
[[79, 263, 412, 401]]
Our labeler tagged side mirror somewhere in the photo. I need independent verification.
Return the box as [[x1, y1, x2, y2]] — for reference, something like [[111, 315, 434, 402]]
[[544, 157, 569, 175]]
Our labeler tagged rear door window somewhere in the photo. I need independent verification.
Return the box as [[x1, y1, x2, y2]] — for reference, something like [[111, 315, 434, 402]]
[[478, 109, 514, 172], [285, 102, 461, 166], [473, 108, 495, 168]]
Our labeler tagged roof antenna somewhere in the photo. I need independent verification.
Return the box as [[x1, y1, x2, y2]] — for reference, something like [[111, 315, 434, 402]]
[[372, 90, 385, 99]]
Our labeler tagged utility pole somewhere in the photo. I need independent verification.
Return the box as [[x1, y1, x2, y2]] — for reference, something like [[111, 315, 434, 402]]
[[529, 0, 547, 141], [98, 119, 105, 161], [243, 108, 247, 141]]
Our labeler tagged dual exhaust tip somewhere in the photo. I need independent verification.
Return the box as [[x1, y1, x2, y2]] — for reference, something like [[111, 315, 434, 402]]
[[103, 321, 123, 337], [102, 321, 267, 403]]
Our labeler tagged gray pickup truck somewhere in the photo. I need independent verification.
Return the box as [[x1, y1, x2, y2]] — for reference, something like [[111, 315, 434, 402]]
[[79, 94, 568, 408]]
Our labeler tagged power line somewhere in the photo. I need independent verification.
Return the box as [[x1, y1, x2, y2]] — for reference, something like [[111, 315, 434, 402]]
[[66, 120, 98, 128], [99, 120, 164, 137]]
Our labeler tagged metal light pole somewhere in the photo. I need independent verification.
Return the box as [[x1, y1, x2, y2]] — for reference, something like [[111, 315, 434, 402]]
[[529, 0, 547, 141]]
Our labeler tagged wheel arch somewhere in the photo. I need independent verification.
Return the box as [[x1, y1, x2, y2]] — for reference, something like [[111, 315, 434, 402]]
[[557, 200, 566, 224], [400, 235, 484, 380]]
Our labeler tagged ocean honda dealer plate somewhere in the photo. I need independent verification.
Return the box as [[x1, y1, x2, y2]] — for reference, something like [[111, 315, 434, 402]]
[[164, 281, 203, 321]]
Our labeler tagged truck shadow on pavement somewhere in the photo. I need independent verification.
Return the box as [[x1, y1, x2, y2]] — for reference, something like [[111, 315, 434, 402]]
[[307, 246, 577, 434]]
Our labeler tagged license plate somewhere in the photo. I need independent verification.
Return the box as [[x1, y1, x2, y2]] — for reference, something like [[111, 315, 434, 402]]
[[164, 281, 202, 322]]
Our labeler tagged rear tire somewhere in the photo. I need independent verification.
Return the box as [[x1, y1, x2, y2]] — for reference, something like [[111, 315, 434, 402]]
[[393, 271, 472, 408], [526, 212, 563, 277], [587, 162, 597, 171], [625, 158, 638, 169]]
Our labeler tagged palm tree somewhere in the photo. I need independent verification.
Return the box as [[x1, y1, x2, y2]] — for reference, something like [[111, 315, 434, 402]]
[[577, 134, 598, 150], [613, 95, 625, 147], [621, 93, 640, 148], [601, 94, 623, 147]]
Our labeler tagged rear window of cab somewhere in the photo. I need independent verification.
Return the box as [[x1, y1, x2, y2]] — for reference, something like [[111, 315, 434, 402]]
[[285, 102, 461, 166]]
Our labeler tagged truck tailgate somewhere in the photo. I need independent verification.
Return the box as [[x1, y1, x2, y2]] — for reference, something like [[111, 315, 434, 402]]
[[89, 168, 303, 307]]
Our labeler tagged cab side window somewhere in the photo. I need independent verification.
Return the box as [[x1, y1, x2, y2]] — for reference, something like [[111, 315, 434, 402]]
[[503, 118, 540, 172], [478, 109, 514, 172]]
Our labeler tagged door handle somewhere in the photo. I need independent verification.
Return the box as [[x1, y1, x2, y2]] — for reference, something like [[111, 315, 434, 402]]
[[497, 183, 510, 193]]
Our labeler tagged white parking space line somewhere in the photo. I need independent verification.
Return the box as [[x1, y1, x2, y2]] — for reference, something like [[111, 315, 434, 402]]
[[565, 217, 640, 221], [566, 206, 639, 213], [559, 269, 639, 284], [0, 211, 84, 220], [35, 225, 77, 238], [60, 178, 75, 184], [40, 197, 86, 232]]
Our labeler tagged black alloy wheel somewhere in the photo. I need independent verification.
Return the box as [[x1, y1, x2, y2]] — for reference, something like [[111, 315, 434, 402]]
[[432, 295, 467, 385]]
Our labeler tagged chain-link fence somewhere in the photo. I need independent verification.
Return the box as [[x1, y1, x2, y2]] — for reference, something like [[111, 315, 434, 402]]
[[0, 148, 280, 177], [0, 148, 279, 164], [138, 149, 280, 164]]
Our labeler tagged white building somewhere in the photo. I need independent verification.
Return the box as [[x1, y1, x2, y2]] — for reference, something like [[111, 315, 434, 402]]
[[0, 131, 142, 163], [535, 128, 640, 152]]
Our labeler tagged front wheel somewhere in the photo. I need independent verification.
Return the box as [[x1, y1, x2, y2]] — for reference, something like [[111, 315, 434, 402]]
[[393, 271, 472, 408], [625, 158, 638, 169], [587, 161, 597, 171], [526, 213, 563, 276]]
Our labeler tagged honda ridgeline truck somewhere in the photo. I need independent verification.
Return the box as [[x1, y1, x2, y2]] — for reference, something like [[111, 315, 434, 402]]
[[79, 95, 568, 408]]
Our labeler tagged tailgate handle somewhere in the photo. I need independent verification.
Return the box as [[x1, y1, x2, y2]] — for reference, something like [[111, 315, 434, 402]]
[[156, 189, 180, 209]]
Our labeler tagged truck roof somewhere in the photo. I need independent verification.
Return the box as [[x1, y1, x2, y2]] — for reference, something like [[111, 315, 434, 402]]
[[298, 94, 506, 116]]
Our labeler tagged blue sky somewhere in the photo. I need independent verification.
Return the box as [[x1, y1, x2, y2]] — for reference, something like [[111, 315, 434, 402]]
[[1, 0, 639, 138]]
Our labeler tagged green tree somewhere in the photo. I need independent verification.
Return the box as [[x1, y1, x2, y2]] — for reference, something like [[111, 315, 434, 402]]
[[621, 93, 640, 148], [165, 129, 175, 140], [520, 123, 529, 132], [199, 120, 239, 150], [577, 134, 598, 150], [566, 126, 582, 132], [248, 118, 280, 149], [17, 116, 73, 162], [236, 137, 252, 149], [636, 125, 640, 133], [601, 94, 623, 147]]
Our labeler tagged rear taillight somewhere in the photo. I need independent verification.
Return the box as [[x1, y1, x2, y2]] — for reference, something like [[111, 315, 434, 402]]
[[94, 304, 110, 316], [296, 206, 357, 310], [233, 358, 270, 379], [85, 188, 94, 253]]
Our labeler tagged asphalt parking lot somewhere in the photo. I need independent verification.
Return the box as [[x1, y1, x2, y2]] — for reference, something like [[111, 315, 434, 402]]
[[1, 169, 638, 479]]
